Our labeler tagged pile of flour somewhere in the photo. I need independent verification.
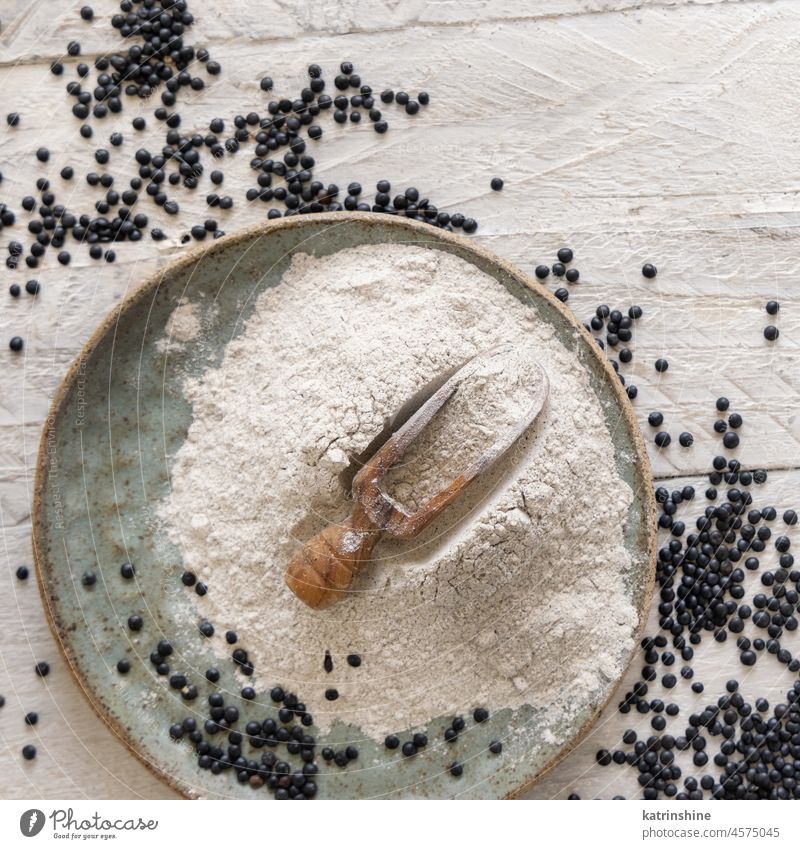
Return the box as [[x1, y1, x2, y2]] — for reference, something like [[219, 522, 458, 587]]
[[158, 243, 639, 743]]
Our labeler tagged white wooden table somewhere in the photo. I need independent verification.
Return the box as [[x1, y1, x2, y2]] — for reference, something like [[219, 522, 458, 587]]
[[1, 0, 800, 799]]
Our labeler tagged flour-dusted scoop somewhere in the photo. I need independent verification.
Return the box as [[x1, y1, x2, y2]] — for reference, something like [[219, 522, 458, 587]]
[[285, 344, 550, 609]]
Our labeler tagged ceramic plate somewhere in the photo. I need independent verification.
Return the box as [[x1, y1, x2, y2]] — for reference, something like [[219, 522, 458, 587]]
[[33, 213, 656, 799]]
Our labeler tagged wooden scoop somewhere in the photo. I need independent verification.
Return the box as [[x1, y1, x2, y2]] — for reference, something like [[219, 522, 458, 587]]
[[285, 345, 550, 609]]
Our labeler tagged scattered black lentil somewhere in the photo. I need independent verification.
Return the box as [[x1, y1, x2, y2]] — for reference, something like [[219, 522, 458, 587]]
[[402, 741, 417, 757], [723, 432, 740, 449], [0, 43, 466, 274], [8, 8, 796, 802], [557, 247, 573, 263], [473, 707, 489, 723]]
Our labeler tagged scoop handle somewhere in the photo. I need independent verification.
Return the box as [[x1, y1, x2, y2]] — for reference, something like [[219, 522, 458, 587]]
[[285, 503, 382, 609]]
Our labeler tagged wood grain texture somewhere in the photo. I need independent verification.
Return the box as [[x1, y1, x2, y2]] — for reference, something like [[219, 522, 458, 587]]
[[0, 1, 760, 63], [0, 0, 798, 799]]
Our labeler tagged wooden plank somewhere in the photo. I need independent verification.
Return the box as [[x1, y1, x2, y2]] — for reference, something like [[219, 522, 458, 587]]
[[0, 0, 799, 799], [0, 0, 760, 63]]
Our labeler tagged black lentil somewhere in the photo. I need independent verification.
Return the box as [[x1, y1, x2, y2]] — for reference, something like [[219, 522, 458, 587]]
[[723, 432, 740, 450]]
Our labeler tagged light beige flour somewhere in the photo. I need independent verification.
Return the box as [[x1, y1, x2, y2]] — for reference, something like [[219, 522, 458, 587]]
[[155, 299, 201, 354], [158, 243, 638, 743], [383, 344, 545, 511]]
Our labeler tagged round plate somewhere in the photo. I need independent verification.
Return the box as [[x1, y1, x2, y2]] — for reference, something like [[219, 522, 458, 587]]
[[33, 213, 656, 799]]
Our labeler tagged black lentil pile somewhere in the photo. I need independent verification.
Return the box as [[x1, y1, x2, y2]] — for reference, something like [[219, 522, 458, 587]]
[[68, 0, 219, 120], [1, 0, 478, 284], [537, 265, 796, 799], [587, 462, 800, 799], [169, 684, 322, 798]]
